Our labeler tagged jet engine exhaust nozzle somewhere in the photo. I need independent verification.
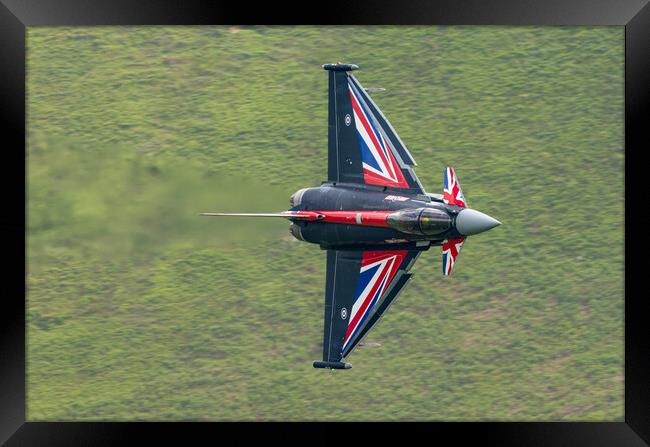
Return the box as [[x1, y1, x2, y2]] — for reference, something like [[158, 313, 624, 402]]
[[455, 208, 501, 236]]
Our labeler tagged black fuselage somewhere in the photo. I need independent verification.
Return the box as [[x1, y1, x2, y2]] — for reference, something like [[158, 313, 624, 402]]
[[288, 183, 464, 250]]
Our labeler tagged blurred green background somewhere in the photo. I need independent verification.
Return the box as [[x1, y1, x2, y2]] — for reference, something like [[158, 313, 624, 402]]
[[27, 26, 624, 420]]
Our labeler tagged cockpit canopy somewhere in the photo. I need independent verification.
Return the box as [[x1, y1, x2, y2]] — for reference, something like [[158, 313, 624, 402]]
[[386, 207, 451, 235]]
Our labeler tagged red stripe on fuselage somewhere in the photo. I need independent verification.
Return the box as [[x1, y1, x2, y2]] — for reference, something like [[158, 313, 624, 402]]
[[311, 210, 392, 228]]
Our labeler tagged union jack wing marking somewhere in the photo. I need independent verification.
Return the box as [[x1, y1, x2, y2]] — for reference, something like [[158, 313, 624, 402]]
[[348, 81, 409, 189], [341, 251, 406, 352], [443, 167, 466, 208], [442, 237, 465, 276]]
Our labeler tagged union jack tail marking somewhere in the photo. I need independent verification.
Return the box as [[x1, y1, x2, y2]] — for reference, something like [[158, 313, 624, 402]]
[[442, 237, 465, 276], [443, 167, 466, 208], [341, 251, 406, 352]]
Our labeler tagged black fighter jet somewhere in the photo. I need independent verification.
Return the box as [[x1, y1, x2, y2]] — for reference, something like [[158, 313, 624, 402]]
[[202, 63, 500, 370]]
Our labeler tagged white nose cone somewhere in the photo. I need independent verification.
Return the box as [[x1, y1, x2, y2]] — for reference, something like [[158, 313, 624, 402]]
[[456, 208, 501, 236]]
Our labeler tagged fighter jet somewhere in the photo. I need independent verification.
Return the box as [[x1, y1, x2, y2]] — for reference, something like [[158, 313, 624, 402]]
[[202, 63, 500, 370]]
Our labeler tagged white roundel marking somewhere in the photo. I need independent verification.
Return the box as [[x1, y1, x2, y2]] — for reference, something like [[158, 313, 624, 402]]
[[344, 114, 351, 126], [341, 308, 348, 319]]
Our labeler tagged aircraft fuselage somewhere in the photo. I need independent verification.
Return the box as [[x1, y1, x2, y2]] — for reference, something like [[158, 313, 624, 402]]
[[288, 183, 466, 250]]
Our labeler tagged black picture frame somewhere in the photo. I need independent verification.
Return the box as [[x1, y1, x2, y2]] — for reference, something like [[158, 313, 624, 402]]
[[2, 0, 648, 444]]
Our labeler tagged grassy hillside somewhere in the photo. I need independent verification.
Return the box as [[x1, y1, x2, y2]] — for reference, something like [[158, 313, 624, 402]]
[[27, 26, 624, 420]]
